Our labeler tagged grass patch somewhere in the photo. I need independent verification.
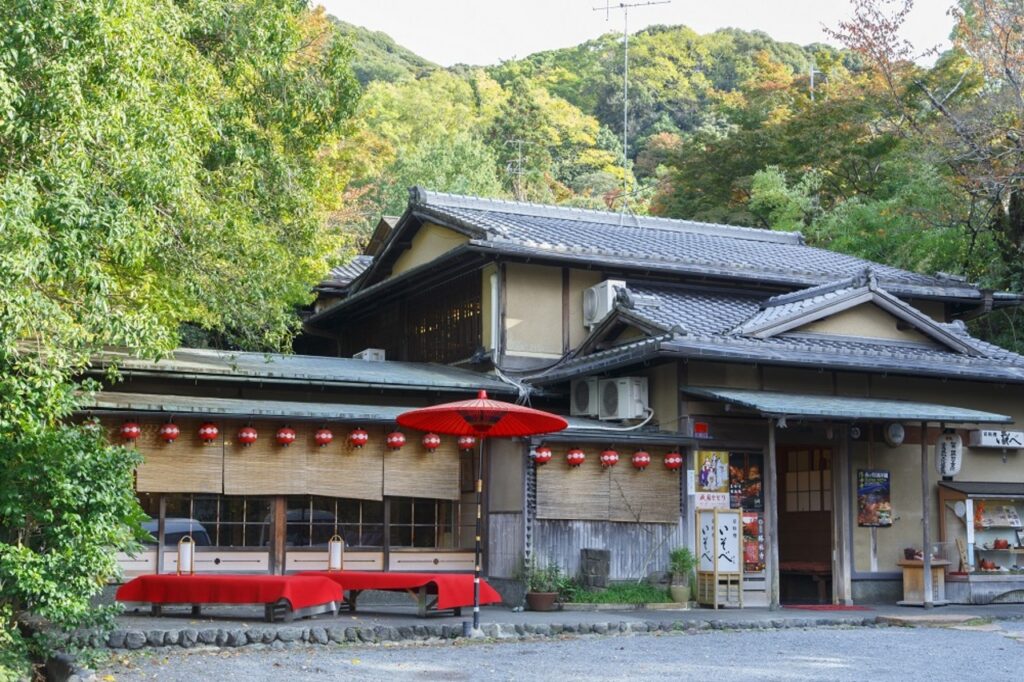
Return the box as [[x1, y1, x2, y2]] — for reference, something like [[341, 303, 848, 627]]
[[566, 582, 671, 604]]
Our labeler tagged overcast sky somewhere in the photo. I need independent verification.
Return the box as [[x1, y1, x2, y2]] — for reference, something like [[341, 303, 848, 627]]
[[319, 0, 955, 67]]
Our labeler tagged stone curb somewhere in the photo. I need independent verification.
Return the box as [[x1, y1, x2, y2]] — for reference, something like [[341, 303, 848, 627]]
[[78, 616, 886, 651]]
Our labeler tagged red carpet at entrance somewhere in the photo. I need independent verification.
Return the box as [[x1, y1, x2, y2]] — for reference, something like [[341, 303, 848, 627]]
[[783, 604, 872, 611]]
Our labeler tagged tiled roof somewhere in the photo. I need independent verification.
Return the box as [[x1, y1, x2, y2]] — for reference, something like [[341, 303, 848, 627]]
[[323, 255, 373, 288], [411, 189, 984, 300]]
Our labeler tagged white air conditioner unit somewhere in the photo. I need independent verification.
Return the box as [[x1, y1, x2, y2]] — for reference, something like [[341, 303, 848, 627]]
[[583, 279, 627, 329], [570, 377, 600, 417], [598, 377, 649, 421], [353, 348, 386, 362]]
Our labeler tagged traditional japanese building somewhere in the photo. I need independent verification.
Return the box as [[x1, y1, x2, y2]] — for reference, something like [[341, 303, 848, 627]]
[[95, 188, 1024, 607]]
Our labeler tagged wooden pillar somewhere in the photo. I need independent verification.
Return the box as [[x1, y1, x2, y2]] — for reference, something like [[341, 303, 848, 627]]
[[156, 494, 167, 574], [270, 496, 286, 575], [832, 427, 853, 604], [766, 419, 780, 610], [920, 422, 933, 608]]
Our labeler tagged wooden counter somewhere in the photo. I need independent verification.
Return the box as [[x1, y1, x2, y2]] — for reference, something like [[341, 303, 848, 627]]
[[896, 559, 951, 607]]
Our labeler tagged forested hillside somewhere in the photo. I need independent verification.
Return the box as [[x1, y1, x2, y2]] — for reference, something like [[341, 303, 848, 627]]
[[333, 1, 1023, 350]]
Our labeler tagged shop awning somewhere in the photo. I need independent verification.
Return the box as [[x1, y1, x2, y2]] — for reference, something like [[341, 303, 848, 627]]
[[682, 387, 1013, 424]]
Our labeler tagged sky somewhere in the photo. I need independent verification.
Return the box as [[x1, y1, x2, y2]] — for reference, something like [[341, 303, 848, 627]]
[[319, 0, 955, 67]]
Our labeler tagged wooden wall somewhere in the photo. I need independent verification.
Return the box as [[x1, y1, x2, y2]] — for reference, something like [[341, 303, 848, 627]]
[[536, 446, 682, 524], [534, 518, 688, 580]]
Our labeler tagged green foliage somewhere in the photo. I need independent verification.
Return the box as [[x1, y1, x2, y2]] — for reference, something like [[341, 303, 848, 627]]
[[566, 582, 671, 604], [330, 19, 438, 85], [668, 547, 697, 578], [523, 559, 565, 594], [0, 0, 360, 674]]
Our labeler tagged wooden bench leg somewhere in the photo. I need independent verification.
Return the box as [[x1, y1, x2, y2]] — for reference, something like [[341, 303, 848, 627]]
[[417, 587, 427, 618], [346, 590, 360, 612], [453, 607, 462, 616], [191, 604, 201, 617], [151, 604, 162, 617]]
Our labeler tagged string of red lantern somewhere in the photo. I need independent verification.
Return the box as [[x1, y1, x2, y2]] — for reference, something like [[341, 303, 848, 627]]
[[386, 430, 406, 450], [159, 422, 180, 443], [632, 449, 650, 470], [349, 428, 369, 448], [566, 447, 586, 467], [237, 426, 258, 447], [599, 448, 619, 468], [120, 421, 141, 441], [422, 432, 441, 452], [533, 445, 552, 464], [664, 451, 683, 470], [199, 422, 219, 443], [458, 434, 477, 450], [275, 426, 297, 446], [315, 428, 334, 448]]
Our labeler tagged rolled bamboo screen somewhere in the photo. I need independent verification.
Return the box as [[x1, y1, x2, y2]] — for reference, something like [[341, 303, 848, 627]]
[[306, 425, 384, 501], [223, 420, 309, 495], [129, 419, 224, 494], [383, 433, 460, 500]]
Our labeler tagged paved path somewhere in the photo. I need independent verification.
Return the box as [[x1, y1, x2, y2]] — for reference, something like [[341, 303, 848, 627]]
[[98, 620, 1024, 681]]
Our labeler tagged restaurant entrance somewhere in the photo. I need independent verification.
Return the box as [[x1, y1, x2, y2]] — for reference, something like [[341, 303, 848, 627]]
[[777, 446, 833, 604]]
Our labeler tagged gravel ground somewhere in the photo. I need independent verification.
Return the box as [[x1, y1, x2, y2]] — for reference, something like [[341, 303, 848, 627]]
[[98, 621, 1024, 681]]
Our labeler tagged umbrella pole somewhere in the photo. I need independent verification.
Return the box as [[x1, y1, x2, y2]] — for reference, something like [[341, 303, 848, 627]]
[[473, 439, 484, 631]]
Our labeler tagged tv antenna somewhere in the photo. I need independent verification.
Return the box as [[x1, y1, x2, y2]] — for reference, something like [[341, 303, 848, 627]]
[[594, 0, 671, 214]]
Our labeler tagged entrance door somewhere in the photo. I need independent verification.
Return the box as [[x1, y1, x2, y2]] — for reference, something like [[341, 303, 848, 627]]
[[777, 447, 833, 604]]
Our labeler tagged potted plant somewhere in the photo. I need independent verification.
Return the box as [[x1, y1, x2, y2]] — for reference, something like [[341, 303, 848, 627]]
[[668, 547, 696, 603], [524, 560, 562, 611]]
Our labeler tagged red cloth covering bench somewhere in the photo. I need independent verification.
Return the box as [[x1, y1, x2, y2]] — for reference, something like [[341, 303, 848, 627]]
[[116, 574, 344, 622], [300, 570, 502, 617]]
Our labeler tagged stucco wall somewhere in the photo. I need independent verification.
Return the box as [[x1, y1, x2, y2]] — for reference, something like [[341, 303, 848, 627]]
[[505, 263, 563, 357], [797, 302, 932, 343], [390, 223, 468, 276]]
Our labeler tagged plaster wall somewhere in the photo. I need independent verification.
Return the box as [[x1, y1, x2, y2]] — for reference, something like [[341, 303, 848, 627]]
[[505, 263, 563, 357], [390, 223, 468, 276], [634, 362, 679, 431], [569, 270, 603, 348], [488, 439, 524, 513], [796, 303, 931, 344]]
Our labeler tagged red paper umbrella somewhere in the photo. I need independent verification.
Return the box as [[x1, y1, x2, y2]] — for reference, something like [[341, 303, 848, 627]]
[[158, 422, 180, 444], [276, 426, 297, 446], [600, 448, 619, 468], [397, 390, 566, 631], [120, 421, 142, 441], [664, 451, 683, 471], [397, 390, 567, 438], [314, 428, 334, 448], [237, 426, 258, 447], [532, 445, 553, 465], [422, 432, 441, 452], [198, 422, 219, 443], [458, 434, 478, 451], [349, 428, 369, 449], [566, 447, 586, 467], [632, 449, 651, 470]]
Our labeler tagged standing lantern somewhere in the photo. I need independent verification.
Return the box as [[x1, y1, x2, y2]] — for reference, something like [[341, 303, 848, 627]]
[[177, 536, 195, 576], [566, 447, 586, 468], [398, 390, 567, 634], [276, 426, 297, 446], [458, 435, 478, 451], [533, 445, 553, 465], [237, 426, 258, 447], [386, 430, 406, 450], [159, 422, 180, 444], [120, 421, 142, 442], [632, 449, 651, 470], [198, 422, 219, 444], [327, 535, 344, 571], [315, 428, 334, 448], [348, 427, 369, 449], [600, 448, 620, 468], [935, 431, 964, 477], [422, 432, 442, 452], [664, 450, 683, 471]]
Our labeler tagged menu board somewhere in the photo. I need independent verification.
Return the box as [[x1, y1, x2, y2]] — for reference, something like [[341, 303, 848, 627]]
[[742, 511, 765, 572]]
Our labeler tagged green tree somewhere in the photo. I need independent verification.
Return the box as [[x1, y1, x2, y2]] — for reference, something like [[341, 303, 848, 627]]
[[0, 1, 358, 674]]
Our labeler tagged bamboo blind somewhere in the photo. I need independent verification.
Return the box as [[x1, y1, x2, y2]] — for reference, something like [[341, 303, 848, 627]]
[[127, 419, 224, 494], [223, 420, 309, 495], [536, 445, 681, 524], [383, 432, 460, 500], [306, 426, 384, 501]]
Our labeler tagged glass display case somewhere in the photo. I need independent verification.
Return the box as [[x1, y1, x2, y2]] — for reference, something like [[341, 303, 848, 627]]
[[938, 482, 1024, 604]]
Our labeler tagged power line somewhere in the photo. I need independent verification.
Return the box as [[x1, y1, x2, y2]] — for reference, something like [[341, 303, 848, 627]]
[[593, 1, 671, 216]]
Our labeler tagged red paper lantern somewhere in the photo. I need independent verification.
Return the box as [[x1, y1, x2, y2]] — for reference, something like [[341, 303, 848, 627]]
[[198, 422, 219, 443], [600, 448, 620, 468], [632, 449, 651, 470], [237, 426, 258, 447], [566, 447, 586, 468], [458, 434, 478, 450], [314, 428, 334, 448], [158, 422, 180, 444], [276, 426, 297, 446], [422, 432, 441, 452], [348, 428, 369, 449], [387, 430, 406, 450], [664, 451, 683, 471], [120, 421, 142, 441], [533, 445, 553, 465]]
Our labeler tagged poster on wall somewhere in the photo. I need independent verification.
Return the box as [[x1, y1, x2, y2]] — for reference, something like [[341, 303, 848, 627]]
[[695, 450, 730, 509], [857, 469, 892, 527], [741, 511, 765, 572], [729, 453, 764, 511]]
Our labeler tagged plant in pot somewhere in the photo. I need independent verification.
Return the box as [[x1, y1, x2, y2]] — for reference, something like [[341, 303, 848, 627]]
[[524, 560, 563, 611], [668, 547, 696, 603]]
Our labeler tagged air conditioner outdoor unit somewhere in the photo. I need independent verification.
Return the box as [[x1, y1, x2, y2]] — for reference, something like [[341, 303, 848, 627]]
[[570, 377, 600, 417], [598, 377, 649, 421], [353, 348, 386, 362], [583, 279, 627, 329]]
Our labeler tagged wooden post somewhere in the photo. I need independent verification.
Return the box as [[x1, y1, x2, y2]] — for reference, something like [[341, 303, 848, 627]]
[[831, 427, 853, 604], [920, 422, 933, 608], [270, 496, 286, 575], [766, 419, 780, 610], [156, 494, 166, 574]]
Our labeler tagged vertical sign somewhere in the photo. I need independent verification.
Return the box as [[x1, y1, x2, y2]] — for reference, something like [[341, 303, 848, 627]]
[[695, 450, 730, 509], [857, 470, 892, 528], [934, 432, 963, 477]]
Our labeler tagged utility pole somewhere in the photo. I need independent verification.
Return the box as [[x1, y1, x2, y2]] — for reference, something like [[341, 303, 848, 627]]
[[505, 139, 526, 201], [809, 59, 825, 102], [594, 0, 671, 214]]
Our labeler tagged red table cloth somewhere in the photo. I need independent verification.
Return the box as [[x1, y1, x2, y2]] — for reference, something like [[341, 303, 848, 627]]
[[116, 574, 343, 611], [300, 570, 502, 611]]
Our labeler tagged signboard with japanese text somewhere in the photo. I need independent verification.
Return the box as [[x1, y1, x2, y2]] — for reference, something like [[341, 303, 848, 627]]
[[695, 450, 730, 509], [969, 430, 1023, 449], [697, 508, 742, 573], [935, 432, 963, 477]]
